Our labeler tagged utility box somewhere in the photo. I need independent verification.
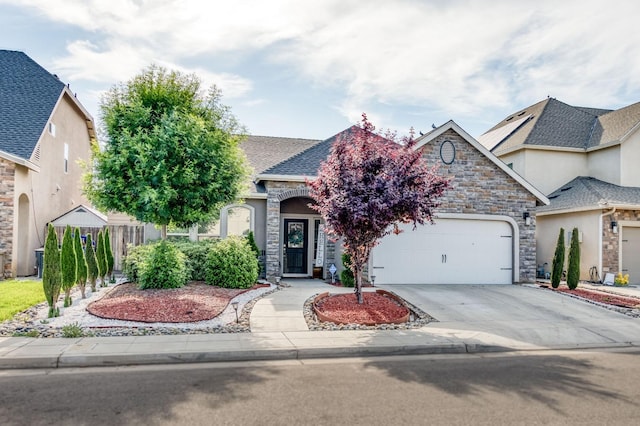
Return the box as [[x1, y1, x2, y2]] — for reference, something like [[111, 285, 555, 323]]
[[35, 248, 45, 278]]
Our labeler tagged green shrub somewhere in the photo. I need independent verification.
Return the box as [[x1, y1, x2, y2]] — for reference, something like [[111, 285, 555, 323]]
[[74, 228, 88, 298], [567, 227, 580, 290], [85, 233, 99, 292], [104, 227, 115, 278], [138, 241, 188, 290], [123, 243, 156, 283], [61, 322, 88, 338], [173, 240, 218, 281], [551, 228, 565, 289], [96, 230, 108, 286], [340, 253, 355, 287], [245, 231, 262, 276], [206, 236, 258, 289], [43, 224, 62, 318], [60, 225, 77, 307]]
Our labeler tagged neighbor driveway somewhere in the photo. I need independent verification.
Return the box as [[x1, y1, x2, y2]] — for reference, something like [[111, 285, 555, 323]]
[[378, 284, 640, 350]]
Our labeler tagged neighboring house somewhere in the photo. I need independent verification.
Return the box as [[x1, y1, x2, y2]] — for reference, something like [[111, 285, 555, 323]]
[[238, 121, 548, 284], [0, 50, 95, 277], [480, 97, 640, 284]]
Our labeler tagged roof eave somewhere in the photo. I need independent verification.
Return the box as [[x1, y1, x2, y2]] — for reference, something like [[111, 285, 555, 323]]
[[537, 202, 640, 216], [254, 174, 312, 184], [0, 149, 40, 172]]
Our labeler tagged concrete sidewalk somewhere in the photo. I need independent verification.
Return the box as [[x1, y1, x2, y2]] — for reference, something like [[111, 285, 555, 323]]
[[1, 280, 640, 369]]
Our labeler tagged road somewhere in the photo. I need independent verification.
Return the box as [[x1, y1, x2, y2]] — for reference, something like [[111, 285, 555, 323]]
[[1, 349, 639, 425]]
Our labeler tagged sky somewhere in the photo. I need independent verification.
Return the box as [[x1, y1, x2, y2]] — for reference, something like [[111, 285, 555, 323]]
[[2, 0, 640, 141]]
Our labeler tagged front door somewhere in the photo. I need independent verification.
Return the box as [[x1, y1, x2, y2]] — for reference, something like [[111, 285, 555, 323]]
[[284, 219, 308, 274]]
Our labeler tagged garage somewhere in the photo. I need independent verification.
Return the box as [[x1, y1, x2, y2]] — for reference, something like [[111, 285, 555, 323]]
[[371, 218, 514, 285]]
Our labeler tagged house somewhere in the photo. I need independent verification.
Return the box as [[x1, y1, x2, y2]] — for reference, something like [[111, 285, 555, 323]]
[[480, 97, 640, 284], [0, 50, 95, 277], [238, 121, 548, 284]]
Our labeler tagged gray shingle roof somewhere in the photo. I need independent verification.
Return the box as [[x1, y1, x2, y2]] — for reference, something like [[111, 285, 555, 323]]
[[538, 176, 640, 212], [0, 50, 65, 160], [261, 126, 359, 177], [485, 98, 640, 154]]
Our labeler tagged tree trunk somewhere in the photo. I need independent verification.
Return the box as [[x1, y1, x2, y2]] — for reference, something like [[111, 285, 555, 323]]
[[161, 224, 167, 240], [354, 264, 363, 304]]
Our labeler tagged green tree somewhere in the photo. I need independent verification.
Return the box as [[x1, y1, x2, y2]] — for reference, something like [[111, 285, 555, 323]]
[[551, 228, 565, 289], [85, 233, 99, 292], [74, 228, 88, 298], [43, 224, 62, 318], [60, 225, 77, 308], [245, 231, 261, 275], [567, 227, 581, 290], [85, 65, 249, 238], [104, 227, 115, 281], [96, 230, 108, 287]]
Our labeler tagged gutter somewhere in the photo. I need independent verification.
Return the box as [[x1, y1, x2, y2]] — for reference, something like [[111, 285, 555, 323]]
[[599, 207, 616, 280]]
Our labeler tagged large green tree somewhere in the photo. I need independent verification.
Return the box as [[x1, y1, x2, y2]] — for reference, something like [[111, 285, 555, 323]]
[[85, 65, 249, 238]]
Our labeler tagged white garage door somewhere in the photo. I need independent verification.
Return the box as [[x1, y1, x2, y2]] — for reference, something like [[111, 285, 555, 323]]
[[621, 227, 640, 285], [371, 219, 513, 284]]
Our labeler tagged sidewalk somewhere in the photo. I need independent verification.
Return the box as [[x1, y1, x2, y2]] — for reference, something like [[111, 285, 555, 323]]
[[1, 280, 640, 369]]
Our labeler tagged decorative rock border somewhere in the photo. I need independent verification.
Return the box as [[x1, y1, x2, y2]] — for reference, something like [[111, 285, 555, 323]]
[[312, 290, 410, 326]]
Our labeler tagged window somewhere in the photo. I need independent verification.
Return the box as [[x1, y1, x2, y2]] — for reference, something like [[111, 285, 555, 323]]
[[48, 122, 56, 136], [63, 143, 69, 173]]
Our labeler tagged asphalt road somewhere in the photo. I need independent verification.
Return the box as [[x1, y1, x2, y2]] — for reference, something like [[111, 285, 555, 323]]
[[1, 349, 640, 425]]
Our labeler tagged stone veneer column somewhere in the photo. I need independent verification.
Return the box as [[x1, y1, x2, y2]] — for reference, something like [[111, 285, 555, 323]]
[[0, 158, 15, 278], [265, 192, 281, 281]]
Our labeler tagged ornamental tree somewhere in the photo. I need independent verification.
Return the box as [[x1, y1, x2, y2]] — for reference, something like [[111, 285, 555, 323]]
[[74, 227, 88, 298], [567, 227, 580, 290], [61, 225, 77, 308], [85, 65, 249, 238], [104, 227, 114, 280], [308, 114, 449, 303], [85, 233, 99, 292], [43, 224, 62, 318], [551, 228, 565, 289], [96, 230, 108, 287]]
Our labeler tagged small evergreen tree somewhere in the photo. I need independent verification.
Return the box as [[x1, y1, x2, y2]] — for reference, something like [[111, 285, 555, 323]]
[[551, 228, 565, 289], [43, 224, 62, 318], [105, 227, 115, 281], [74, 228, 88, 298], [567, 227, 581, 290], [60, 225, 77, 307], [96, 230, 108, 286], [245, 231, 261, 275], [85, 233, 99, 292]]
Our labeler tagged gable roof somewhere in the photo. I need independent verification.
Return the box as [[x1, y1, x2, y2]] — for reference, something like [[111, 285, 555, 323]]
[[480, 98, 640, 155], [537, 176, 640, 215], [415, 120, 549, 205], [256, 126, 360, 182], [0, 50, 96, 163], [50, 204, 108, 227]]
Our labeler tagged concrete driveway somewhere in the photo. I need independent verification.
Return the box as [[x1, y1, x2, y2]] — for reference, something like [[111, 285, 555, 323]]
[[378, 284, 640, 350]]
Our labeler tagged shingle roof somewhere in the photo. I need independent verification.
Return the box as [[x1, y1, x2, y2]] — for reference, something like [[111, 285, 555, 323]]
[[0, 50, 65, 160], [261, 126, 359, 177], [538, 176, 640, 212], [484, 98, 640, 154]]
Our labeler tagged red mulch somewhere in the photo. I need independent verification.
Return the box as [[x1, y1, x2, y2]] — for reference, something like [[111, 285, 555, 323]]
[[87, 281, 269, 323], [553, 287, 640, 308], [314, 292, 409, 325]]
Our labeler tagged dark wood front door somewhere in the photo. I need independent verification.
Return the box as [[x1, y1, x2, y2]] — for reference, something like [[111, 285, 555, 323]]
[[284, 219, 308, 274]]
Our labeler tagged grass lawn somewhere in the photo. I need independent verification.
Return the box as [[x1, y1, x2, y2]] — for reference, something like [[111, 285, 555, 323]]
[[0, 279, 45, 321]]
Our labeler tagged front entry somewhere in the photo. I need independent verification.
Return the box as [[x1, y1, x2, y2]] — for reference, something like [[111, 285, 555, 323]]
[[284, 219, 308, 274]]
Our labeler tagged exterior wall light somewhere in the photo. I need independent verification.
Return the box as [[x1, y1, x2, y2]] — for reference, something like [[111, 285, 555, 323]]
[[523, 212, 531, 226], [611, 221, 618, 234]]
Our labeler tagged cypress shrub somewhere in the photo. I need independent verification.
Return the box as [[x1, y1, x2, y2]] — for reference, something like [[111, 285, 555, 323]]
[[567, 227, 581, 290], [74, 228, 88, 298], [104, 227, 115, 280], [85, 233, 99, 292], [340, 253, 355, 287], [245, 231, 261, 276], [551, 228, 565, 289], [60, 225, 77, 308], [138, 241, 188, 290], [205, 237, 258, 289], [43, 224, 62, 318], [96, 230, 108, 286]]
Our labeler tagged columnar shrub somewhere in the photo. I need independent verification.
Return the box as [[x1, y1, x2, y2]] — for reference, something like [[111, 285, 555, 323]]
[[551, 228, 565, 289], [85, 233, 99, 292], [104, 227, 115, 280], [340, 253, 355, 287], [567, 227, 581, 290], [96, 230, 108, 286], [60, 225, 77, 307], [43, 224, 62, 318], [245, 231, 261, 275], [73, 228, 88, 298], [205, 237, 258, 289], [123, 243, 155, 283], [138, 241, 188, 290]]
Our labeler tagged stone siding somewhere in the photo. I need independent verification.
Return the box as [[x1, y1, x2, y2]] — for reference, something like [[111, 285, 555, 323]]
[[0, 158, 15, 277], [419, 130, 539, 282], [602, 210, 640, 274]]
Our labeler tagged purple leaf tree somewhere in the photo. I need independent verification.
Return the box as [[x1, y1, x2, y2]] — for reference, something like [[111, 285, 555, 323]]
[[309, 114, 450, 303]]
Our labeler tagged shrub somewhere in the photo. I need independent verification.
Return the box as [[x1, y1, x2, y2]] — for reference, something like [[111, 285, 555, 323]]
[[96, 230, 108, 286], [123, 243, 156, 283], [567, 227, 580, 290], [245, 231, 262, 276], [104, 227, 115, 279], [60, 225, 77, 307], [340, 253, 355, 287], [173, 239, 218, 281], [73, 228, 88, 299], [138, 241, 188, 290], [43, 224, 62, 318], [551, 228, 565, 289], [206, 236, 258, 288], [85, 233, 99, 292]]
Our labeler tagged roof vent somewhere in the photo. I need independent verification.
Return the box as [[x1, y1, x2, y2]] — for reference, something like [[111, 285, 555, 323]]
[[517, 111, 527, 116], [560, 186, 572, 192], [505, 116, 513, 122]]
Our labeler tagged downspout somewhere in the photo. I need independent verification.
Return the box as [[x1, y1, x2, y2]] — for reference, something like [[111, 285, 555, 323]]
[[599, 207, 616, 280]]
